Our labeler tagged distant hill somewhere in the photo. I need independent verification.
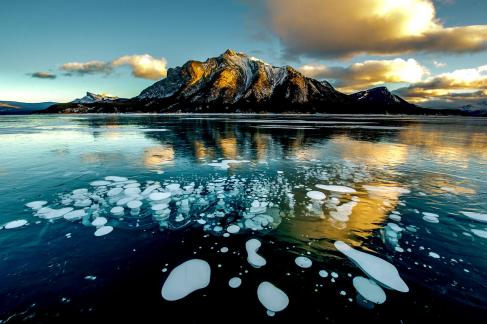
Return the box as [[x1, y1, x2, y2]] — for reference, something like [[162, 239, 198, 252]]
[[460, 101, 487, 116], [72, 92, 120, 104], [0, 101, 57, 115], [350, 87, 423, 113]]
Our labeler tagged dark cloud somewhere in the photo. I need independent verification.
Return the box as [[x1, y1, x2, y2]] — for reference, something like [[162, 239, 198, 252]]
[[30, 71, 56, 79]]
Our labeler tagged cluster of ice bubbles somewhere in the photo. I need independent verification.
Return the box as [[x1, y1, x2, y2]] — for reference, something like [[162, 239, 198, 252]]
[[23, 174, 296, 237]]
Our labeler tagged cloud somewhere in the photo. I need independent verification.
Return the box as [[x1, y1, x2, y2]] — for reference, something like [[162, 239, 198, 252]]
[[112, 54, 167, 80], [256, 0, 487, 59], [298, 58, 429, 92], [60, 54, 167, 80], [60, 61, 113, 76], [30, 71, 56, 79], [393, 65, 487, 107], [433, 60, 447, 68]]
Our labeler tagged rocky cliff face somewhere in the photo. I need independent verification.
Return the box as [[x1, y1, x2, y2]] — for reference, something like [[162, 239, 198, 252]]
[[136, 49, 352, 112]]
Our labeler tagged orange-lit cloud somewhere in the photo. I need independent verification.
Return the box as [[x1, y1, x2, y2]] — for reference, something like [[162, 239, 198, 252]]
[[298, 58, 428, 92], [394, 65, 487, 105], [258, 0, 487, 58], [60, 54, 167, 80], [112, 55, 167, 80]]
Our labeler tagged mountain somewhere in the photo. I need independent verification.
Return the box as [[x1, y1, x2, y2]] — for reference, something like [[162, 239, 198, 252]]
[[460, 101, 487, 115], [350, 87, 422, 113], [135, 49, 352, 113], [72, 92, 120, 104], [42, 49, 426, 114], [0, 101, 57, 115]]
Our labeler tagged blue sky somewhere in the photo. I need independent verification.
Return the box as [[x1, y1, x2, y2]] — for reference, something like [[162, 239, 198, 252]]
[[0, 0, 486, 107]]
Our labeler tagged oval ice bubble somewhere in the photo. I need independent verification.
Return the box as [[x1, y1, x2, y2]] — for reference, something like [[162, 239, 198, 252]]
[[91, 217, 108, 227], [107, 187, 124, 197], [257, 282, 289, 315], [460, 211, 487, 223], [63, 209, 86, 221], [226, 224, 240, 234], [306, 191, 326, 200], [90, 180, 111, 187], [295, 256, 312, 268], [149, 192, 171, 202], [110, 206, 125, 217], [25, 201, 47, 210], [229, 277, 242, 288], [161, 259, 211, 301], [3, 219, 28, 229], [94, 226, 113, 237], [315, 184, 355, 194], [353, 276, 386, 304]]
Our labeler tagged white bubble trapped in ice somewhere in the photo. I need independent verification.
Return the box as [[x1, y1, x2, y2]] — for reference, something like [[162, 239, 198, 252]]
[[246, 238, 266, 268], [334, 241, 409, 293], [257, 281, 289, 315], [161, 259, 211, 301], [295, 256, 312, 268]]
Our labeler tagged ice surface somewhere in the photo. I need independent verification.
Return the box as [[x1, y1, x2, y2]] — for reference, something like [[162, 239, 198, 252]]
[[246, 238, 266, 268], [257, 281, 289, 314], [207, 159, 250, 170], [161, 259, 211, 301], [334, 241, 409, 292]]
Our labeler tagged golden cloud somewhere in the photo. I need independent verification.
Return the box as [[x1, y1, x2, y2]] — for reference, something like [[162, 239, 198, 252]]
[[60, 54, 167, 80], [112, 54, 167, 80], [298, 58, 428, 92], [261, 0, 487, 58], [394, 65, 487, 103]]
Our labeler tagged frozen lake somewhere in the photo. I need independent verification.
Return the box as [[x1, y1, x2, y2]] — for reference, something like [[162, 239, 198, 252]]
[[0, 114, 486, 322]]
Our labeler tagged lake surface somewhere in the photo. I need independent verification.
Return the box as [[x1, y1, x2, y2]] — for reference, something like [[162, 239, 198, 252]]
[[0, 114, 486, 323]]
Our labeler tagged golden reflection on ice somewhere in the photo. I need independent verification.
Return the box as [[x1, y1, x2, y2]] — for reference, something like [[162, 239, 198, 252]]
[[219, 137, 238, 159], [399, 125, 487, 167], [278, 182, 405, 252], [253, 133, 269, 162], [193, 140, 214, 160], [333, 135, 408, 166], [143, 145, 175, 168]]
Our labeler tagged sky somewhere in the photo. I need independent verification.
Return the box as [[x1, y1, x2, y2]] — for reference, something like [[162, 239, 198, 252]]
[[0, 0, 486, 109]]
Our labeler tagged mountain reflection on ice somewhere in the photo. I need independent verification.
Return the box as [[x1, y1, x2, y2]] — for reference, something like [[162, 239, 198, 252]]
[[0, 115, 486, 322]]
